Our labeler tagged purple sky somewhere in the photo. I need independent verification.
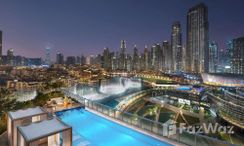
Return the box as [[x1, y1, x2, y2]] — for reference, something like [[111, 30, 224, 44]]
[[0, 0, 244, 61]]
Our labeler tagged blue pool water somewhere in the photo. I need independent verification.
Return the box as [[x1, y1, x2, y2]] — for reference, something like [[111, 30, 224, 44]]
[[56, 108, 172, 146]]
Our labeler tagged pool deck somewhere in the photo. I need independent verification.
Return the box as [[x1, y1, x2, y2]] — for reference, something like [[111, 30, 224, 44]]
[[86, 107, 187, 146]]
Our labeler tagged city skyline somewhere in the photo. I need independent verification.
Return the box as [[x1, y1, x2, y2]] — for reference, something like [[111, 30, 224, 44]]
[[0, 0, 244, 59], [0, 1, 244, 145]]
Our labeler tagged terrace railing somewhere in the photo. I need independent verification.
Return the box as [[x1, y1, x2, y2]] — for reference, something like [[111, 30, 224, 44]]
[[61, 89, 236, 146]]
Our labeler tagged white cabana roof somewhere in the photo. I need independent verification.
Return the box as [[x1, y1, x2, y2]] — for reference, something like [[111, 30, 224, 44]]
[[18, 118, 71, 142], [8, 106, 47, 120]]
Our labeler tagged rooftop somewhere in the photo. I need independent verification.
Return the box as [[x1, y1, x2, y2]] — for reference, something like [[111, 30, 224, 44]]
[[8, 106, 47, 120], [18, 118, 71, 142]]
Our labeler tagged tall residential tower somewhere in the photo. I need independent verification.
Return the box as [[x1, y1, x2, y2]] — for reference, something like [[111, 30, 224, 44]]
[[231, 37, 244, 75], [209, 42, 218, 73], [171, 22, 182, 71], [186, 3, 209, 73]]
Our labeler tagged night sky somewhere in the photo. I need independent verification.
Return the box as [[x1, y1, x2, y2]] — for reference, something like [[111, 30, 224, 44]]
[[0, 0, 244, 60]]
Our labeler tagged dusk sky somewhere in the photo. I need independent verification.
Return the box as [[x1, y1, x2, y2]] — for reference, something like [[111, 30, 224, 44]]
[[0, 0, 244, 60]]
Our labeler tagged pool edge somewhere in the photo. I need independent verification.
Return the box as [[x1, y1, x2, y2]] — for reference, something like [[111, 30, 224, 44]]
[[85, 107, 187, 146]]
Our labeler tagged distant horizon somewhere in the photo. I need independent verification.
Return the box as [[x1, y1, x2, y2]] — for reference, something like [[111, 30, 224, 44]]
[[0, 0, 244, 61]]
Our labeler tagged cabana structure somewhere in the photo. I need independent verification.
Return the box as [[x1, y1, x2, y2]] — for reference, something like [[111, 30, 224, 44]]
[[7, 107, 48, 146], [17, 118, 72, 146]]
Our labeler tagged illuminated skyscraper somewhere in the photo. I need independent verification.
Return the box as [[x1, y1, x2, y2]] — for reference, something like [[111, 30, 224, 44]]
[[111, 52, 118, 70], [102, 47, 111, 70], [171, 21, 182, 71], [226, 40, 233, 67], [231, 37, 244, 75], [144, 46, 149, 70], [7, 48, 14, 66], [209, 42, 218, 73], [151, 44, 162, 70], [45, 47, 51, 66], [132, 45, 139, 71], [186, 3, 209, 73], [182, 46, 187, 71], [119, 40, 126, 70]]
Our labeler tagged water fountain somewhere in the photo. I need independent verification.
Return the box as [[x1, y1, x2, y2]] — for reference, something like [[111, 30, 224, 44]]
[[71, 77, 142, 101], [99, 77, 127, 95], [14, 90, 38, 102]]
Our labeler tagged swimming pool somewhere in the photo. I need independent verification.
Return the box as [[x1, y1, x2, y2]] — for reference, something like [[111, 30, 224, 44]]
[[56, 108, 172, 146]]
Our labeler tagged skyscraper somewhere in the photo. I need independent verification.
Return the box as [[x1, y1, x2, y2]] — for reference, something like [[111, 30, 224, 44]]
[[119, 40, 126, 70], [132, 45, 139, 71], [45, 47, 51, 66], [217, 41, 232, 73], [182, 46, 187, 71], [163, 41, 172, 72], [56, 52, 64, 64], [126, 54, 132, 71], [226, 40, 233, 67], [102, 47, 111, 70], [186, 3, 209, 73], [209, 42, 218, 73], [7, 48, 14, 66], [0, 31, 2, 64], [231, 37, 244, 75], [171, 22, 182, 71], [144, 46, 149, 70], [151, 44, 162, 70], [110, 52, 118, 70]]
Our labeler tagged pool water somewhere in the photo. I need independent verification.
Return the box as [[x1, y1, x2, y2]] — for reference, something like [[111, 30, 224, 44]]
[[101, 99, 119, 108], [56, 108, 172, 146]]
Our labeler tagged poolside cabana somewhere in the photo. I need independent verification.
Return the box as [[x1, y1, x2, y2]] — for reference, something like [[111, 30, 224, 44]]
[[7, 107, 48, 146], [17, 118, 72, 146]]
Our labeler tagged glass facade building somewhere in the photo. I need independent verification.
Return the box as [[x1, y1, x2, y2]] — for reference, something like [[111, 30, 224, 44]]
[[231, 37, 244, 75], [186, 3, 209, 73], [171, 22, 182, 71]]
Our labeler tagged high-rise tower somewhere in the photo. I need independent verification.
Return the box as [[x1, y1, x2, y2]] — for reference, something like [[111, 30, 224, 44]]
[[231, 37, 244, 75], [209, 42, 218, 73], [186, 3, 209, 73], [132, 45, 139, 71], [103, 47, 111, 70], [45, 47, 51, 66], [144, 46, 149, 70], [7, 48, 14, 66], [56, 52, 64, 64], [119, 40, 126, 70], [171, 22, 182, 71], [162, 41, 172, 72]]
